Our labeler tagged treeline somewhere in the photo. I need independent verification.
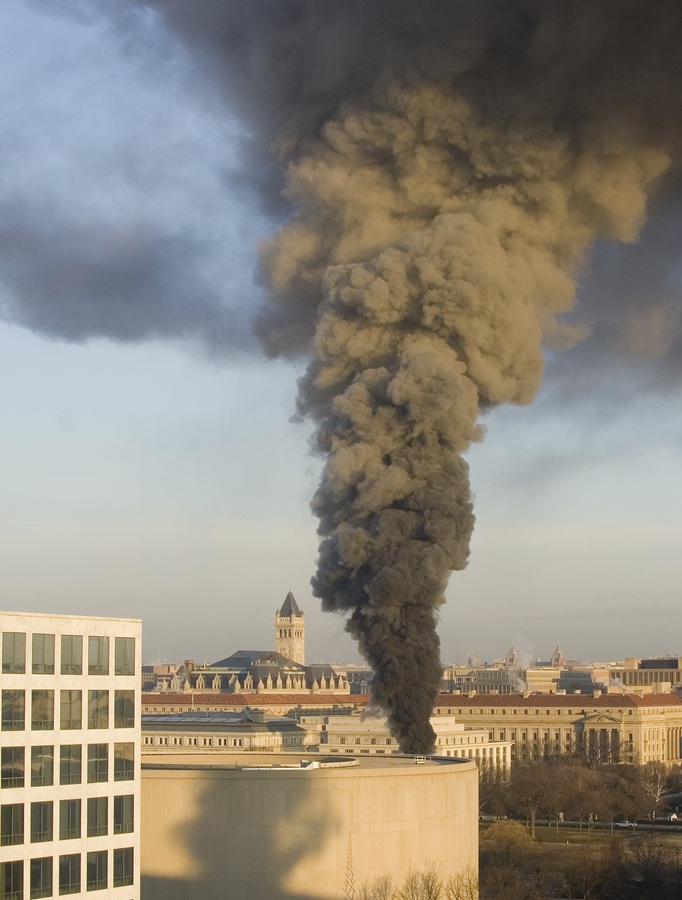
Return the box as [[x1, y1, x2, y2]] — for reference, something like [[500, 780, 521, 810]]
[[480, 819, 681, 900], [481, 756, 682, 837]]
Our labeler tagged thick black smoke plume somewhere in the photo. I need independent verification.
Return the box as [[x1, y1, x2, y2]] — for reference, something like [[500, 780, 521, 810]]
[[28, 0, 682, 751]]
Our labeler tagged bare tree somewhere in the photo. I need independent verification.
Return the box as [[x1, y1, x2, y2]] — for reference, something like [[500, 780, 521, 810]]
[[357, 874, 395, 900], [630, 839, 673, 886], [395, 864, 444, 900], [443, 865, 478, 900]]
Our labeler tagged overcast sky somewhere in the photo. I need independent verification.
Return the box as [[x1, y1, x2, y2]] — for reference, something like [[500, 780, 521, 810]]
[[1, 0, 681, 668]]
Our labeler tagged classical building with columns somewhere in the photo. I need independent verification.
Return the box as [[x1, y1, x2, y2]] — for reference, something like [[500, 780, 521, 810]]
[[434, 692, 682, 765]]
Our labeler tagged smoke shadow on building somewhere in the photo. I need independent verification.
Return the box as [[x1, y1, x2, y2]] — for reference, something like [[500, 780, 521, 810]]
[[140, 755, 344, 900]]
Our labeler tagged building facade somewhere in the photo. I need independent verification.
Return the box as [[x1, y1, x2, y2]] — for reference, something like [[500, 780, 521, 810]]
[[0, 612, 141, 900], [306, 712, 512, 769], [142, 711, 308, 752], [434, 692, 682, 764], [610, 658, 682, 692]]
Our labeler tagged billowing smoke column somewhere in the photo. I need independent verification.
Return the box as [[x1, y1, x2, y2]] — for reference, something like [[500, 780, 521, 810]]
[[132, 0, 682, 751]]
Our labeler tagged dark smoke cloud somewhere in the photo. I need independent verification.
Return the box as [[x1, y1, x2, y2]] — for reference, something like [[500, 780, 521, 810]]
[[17, 0, 682, 751], [0, 198, 249, 351]]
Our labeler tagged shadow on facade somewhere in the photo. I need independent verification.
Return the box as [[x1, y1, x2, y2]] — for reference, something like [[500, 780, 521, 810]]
[[141, 761, 344, 900]]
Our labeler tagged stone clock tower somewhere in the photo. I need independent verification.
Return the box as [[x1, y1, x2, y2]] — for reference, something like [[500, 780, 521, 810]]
[[275, 591, 305, 664]]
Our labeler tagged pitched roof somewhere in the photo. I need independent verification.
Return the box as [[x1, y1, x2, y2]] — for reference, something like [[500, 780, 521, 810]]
[[279, 590, 303, 617], [142, 692, 369, 709], [435, 692, 682, 709], [209, 649, 305, 670]]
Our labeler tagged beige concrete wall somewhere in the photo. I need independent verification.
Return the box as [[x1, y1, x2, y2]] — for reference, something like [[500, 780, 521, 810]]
[[141, 756, 478, 900]]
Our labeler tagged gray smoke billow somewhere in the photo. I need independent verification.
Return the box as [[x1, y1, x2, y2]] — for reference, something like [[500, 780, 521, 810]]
[[38, 0, 682, 751]]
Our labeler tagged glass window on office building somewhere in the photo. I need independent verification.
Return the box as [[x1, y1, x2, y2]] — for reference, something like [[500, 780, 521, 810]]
[[88, 637, 109, 676], [86, 850, 107, 892], [1, 804, 24, 846], [60, 635, 82, 676], [87, 744, 108, 784], [0, 859, 23, 900], [113, 743, 134, 781], [2, 690, 25, 731], [31, 746, 54, 787], [86, 797, 107, 838], [59, 799, 81, 841], [114, 690, 135, 728], [115, 637, 135, 676], [59, 746, 81, 786], [87, 691, 108, 729], [1, 748, 24, 789], [31, 690, 54, 731], [2, 633, 25, 674], [32, 634, 55, 675], [113, 848, 133, 888], [60, 690, 82, 730], [30, 802, 53, 843], [30, 857, 52, 900], [113, 795, 134, 835], [59, 853, 80, 896]]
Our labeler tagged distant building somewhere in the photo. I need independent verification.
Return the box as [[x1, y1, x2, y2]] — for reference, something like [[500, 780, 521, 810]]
[[442, 665, 523, 694], [443, 647, 608, 696], [274, 590, 305, 664], [142, 710, 308, 752], [330, 663, 372, 694], [610, 658, 682, 693], [434, 692, 682, 764], [141, 691, 365, 718], [0, 610, 141, 900], [144, 592, 350, 696], [303, 712, 511, 769]]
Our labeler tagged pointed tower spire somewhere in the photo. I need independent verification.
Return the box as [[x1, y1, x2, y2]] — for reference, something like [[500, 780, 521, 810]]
[[275, 591, 305, 664]]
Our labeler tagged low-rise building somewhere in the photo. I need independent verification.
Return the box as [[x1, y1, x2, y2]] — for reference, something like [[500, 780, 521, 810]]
[[305, 712, 511, 769], [142, 711, 308, 752]]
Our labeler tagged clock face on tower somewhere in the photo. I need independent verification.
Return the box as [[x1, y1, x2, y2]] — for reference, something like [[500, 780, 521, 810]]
[[280, 645, 289, 657]]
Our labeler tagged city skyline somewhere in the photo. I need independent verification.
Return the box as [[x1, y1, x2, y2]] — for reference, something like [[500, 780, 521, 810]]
[[1, 2, 681, 670]]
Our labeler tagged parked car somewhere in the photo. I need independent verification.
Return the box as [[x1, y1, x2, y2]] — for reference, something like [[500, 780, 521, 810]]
[[615, 820, 636, 829]]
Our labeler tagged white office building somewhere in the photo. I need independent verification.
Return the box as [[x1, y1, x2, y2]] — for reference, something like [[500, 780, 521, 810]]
[[0, 612, 141, 900]]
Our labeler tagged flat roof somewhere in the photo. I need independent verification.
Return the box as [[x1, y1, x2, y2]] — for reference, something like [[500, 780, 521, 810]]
[[142, 751, 473, 772]]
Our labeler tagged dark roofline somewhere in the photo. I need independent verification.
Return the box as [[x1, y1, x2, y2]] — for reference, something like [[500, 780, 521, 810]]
[[279, 590, 303, 618], [435, 692, 682, 708]]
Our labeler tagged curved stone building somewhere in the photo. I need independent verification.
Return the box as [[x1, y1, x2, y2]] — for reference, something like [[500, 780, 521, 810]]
[[141, 752, 477, 900]]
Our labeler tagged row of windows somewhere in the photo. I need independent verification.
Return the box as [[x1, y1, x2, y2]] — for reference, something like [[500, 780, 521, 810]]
[[1, 795, 134, 844], [1, 743, 134, 789], [2, 634, 135, 677], [2, 690, 135, 731], [0, 848, 134, 897], [441, 707, 640, 717]]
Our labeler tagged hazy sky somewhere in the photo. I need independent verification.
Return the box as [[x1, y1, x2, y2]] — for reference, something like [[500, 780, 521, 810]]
[[2, 0, 681, 668]]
